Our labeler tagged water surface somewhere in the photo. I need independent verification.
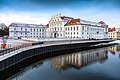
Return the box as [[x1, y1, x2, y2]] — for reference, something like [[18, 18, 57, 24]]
[[7, 45, 120, 80]]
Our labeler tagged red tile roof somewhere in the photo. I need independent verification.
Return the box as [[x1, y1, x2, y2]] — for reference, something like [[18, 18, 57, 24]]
[[65, 18, 80, 26], [108, 27, 116, 32]]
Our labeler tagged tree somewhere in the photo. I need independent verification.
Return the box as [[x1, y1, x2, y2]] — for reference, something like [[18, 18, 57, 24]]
[[0, 23, 9, 36]]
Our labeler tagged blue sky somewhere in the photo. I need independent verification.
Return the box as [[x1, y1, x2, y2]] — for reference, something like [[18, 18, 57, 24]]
[[0, 0, 120, 27]]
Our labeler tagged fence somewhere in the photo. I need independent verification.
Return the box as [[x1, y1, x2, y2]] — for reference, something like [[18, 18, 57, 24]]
[[0, 44, 11, 50], [0, 43, 32, 57]]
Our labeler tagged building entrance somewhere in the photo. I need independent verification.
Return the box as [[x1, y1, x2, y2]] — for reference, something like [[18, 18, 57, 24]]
[[54, 33, 57, 38]]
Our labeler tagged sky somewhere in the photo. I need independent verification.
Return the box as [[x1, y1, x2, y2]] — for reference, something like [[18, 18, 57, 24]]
[[0, 0, 120, 27]]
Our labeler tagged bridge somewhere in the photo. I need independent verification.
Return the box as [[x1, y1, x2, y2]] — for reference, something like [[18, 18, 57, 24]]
[[0, 40, 114, 71]]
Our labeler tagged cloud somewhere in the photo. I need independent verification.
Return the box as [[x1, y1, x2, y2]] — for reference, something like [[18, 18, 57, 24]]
[[0, 11, 50, 26], [0, 0, 120, 27], [0, 0, 120, 11]]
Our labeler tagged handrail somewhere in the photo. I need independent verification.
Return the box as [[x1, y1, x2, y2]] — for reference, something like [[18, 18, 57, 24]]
[[0, 39, 113, 57], [0, 43, 32, 57]]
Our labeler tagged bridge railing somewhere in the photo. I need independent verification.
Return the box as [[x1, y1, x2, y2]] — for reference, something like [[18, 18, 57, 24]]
[[0, 43, 32, 57]]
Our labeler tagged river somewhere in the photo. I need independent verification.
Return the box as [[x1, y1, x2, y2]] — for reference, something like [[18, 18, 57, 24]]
[[7, 45, 120, 80]]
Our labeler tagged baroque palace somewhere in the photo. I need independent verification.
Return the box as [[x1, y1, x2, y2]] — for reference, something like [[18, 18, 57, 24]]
[[46, 14, 108, 39], [9, 14, 108, 40]]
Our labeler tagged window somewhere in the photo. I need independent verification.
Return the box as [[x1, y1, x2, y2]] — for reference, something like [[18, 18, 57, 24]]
[[65, 27, 67, 31], [82, 32, 84, 34], [61, 27, 62, 31], [82, 26, 84, 30], [25, 28, 27, 31], [42, 29, 44, 32], [77, 26, 78, 30], [14, 28, 16, 31], [87, 27, 89, 31], [74, 27, 75, 30]]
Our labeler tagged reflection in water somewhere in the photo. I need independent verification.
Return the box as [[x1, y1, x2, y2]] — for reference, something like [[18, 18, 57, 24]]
[[7, 46, 120, 80], [108, 45, 120, 55], [49, 48, 108, 71]]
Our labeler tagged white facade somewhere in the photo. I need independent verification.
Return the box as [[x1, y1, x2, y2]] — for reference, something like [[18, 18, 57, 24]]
[[9, 15, 108, 40], [46, 14, 73, 38], [65, 19, 108, 39], [46, 15, 108, 39], [9, 23, 46, 39]]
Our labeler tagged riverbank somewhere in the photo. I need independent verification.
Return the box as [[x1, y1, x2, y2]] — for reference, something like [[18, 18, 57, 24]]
[[0, 40, 114, 70], [0, 42, 117, 80]]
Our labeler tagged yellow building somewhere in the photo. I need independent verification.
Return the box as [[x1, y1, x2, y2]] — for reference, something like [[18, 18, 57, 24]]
[[108, 28, 120, 40], [108, 32, 120, 39]]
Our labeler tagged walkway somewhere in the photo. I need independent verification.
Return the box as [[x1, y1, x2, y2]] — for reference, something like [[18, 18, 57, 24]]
[[0, 39, 113, 62]]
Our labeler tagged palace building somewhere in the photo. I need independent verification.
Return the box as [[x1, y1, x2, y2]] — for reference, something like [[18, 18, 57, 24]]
[[46, 14, 108, 39], [9, 14, 109, 40], [9, 23, 46, 39], [46, 14, 74, 38]]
